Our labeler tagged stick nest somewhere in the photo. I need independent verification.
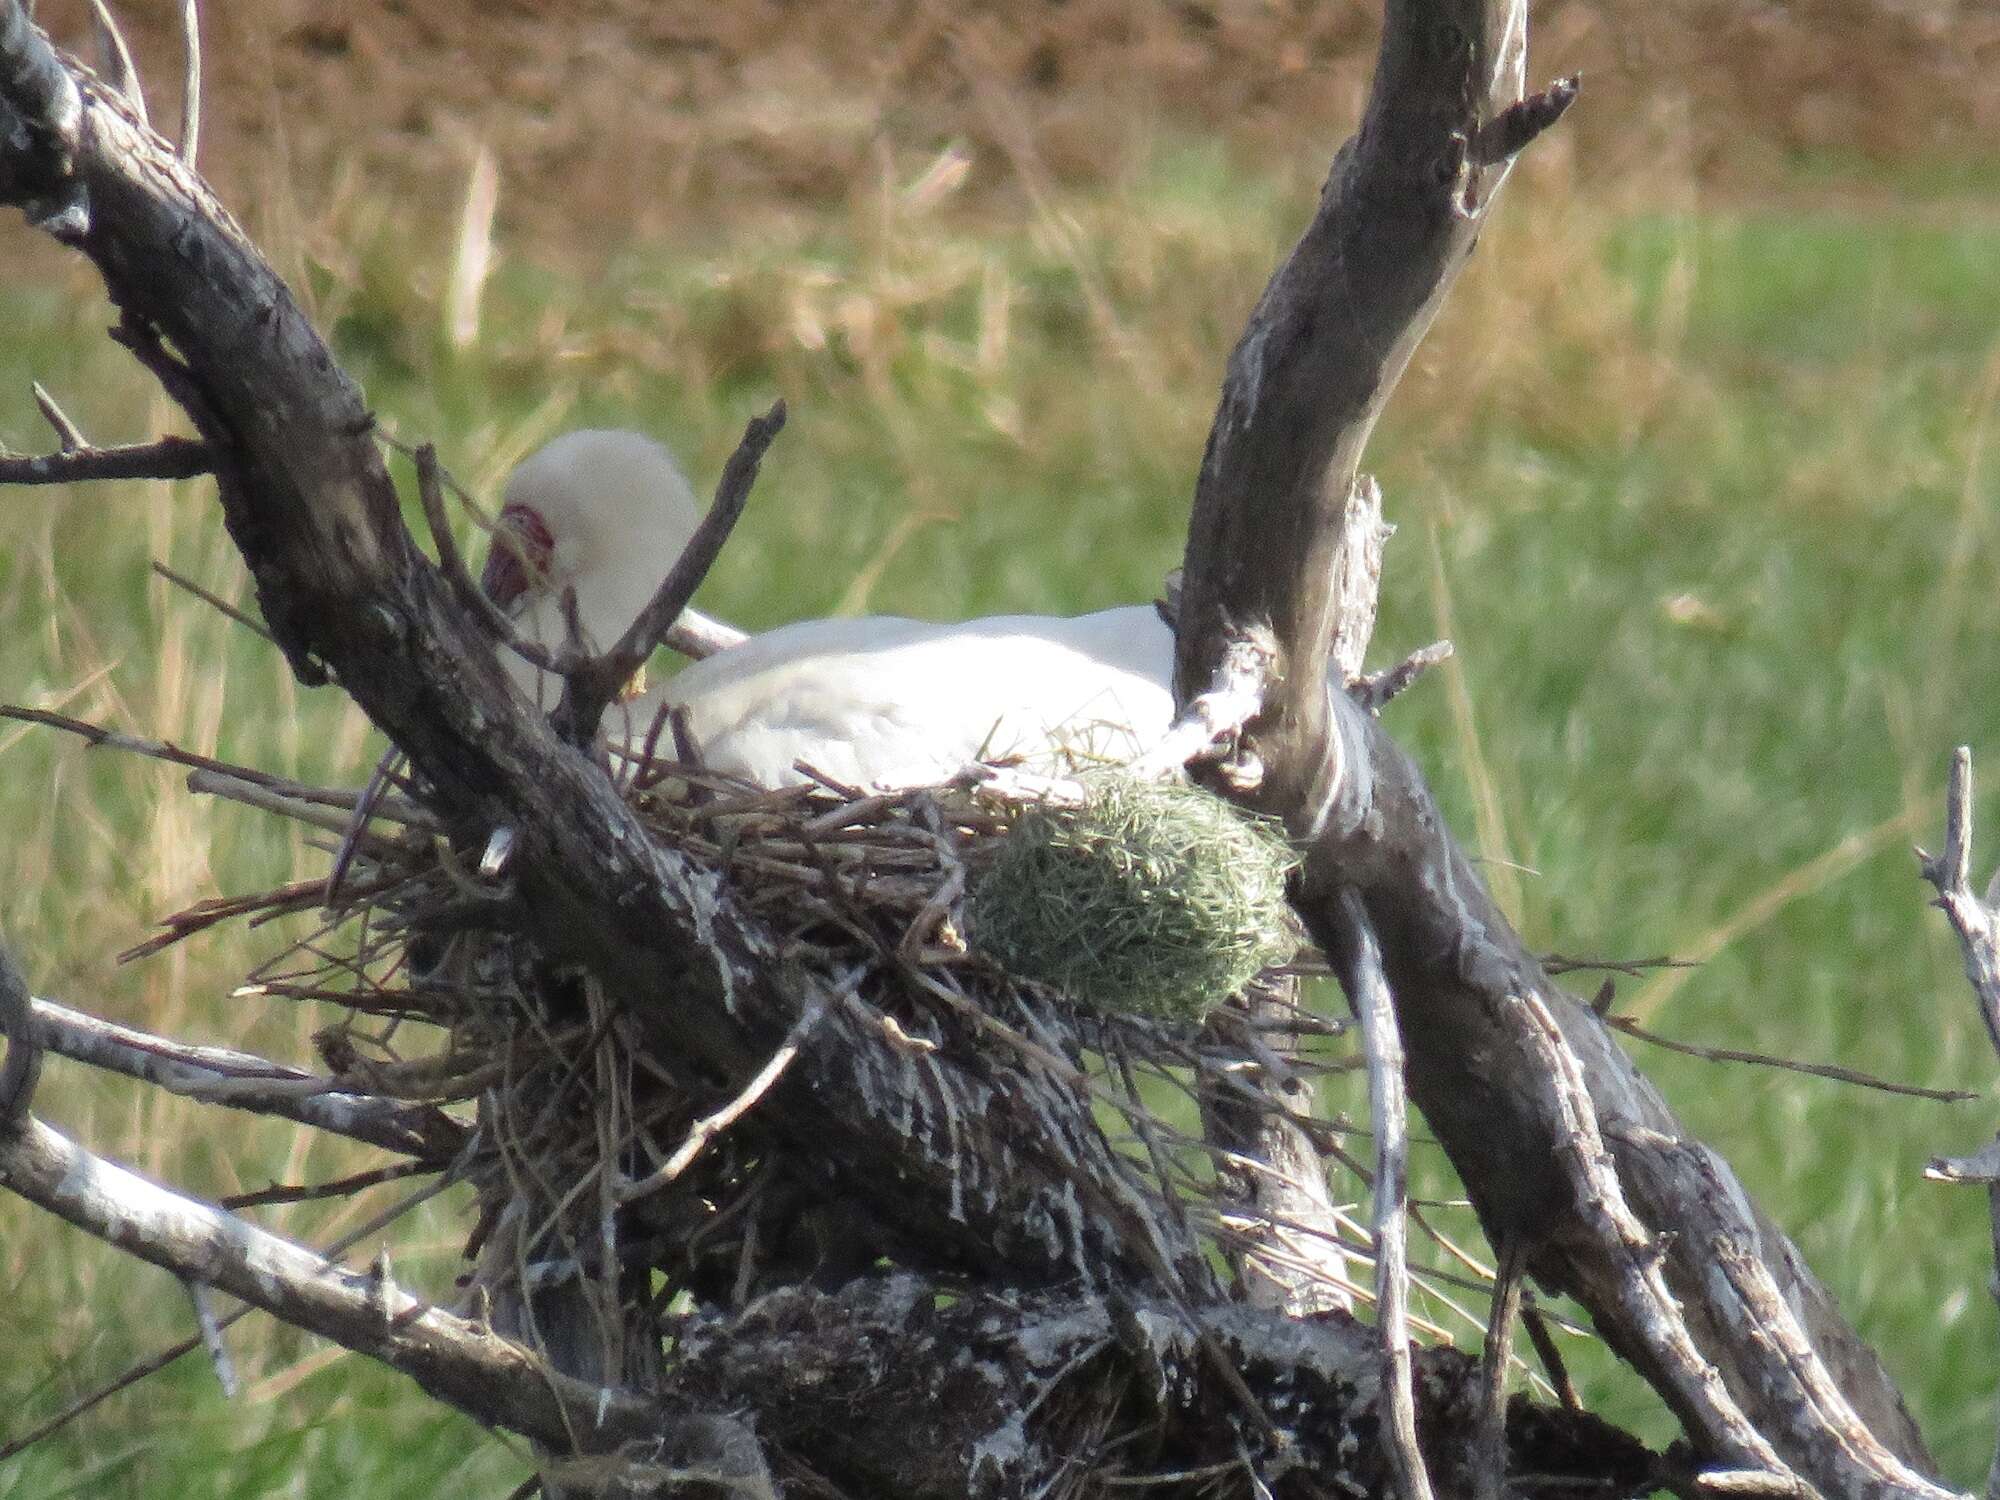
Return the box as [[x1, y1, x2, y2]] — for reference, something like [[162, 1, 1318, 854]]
[[104, 726, 1376, 1414]]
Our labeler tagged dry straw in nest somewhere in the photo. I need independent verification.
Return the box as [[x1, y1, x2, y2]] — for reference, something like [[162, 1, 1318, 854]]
[[969, 772, 1300, 1024]]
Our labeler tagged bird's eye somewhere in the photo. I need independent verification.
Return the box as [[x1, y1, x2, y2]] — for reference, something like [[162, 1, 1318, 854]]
[[479, 503, 556, 612]]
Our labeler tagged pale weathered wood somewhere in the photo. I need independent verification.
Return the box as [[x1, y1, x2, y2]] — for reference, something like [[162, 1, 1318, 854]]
[[28, 996, 458, 1156], [1301, 693, 1945, 1492], [1340, 889, 1436, 1500]]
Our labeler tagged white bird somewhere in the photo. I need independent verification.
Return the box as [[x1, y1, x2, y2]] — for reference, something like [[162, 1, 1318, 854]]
[[481, 429, 705, 713], [484, 429, 1178, 789]]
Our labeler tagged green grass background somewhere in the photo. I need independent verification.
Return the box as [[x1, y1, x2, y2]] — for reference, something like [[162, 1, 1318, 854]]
[[2, 79, 1998, 1500]]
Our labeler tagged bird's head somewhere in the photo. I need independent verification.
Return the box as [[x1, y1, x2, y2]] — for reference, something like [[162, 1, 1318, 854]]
[[482, 429, 702, 630]]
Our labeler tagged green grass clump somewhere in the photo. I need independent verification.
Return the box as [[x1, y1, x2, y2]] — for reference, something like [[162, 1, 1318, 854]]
[[971, 775, 1299, 1022]]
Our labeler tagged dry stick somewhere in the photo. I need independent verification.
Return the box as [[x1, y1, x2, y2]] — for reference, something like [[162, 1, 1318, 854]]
[[85, 0, 142, 124], [152, 559, 277, 644], [0, 704, 436, 825], [1521, 1300, 1582, 1412], [1603, 1010, 1973, 1103], [29, 995, 459, 1156], [1918, 747, 2000, 1055], [1475, 1241, 1527, 1500], [414, 441, 549, 662], [176, 0, 198, 163], [396, 430, 748, 665], [555, 400, 786, 743], [183, 1279, 236, 1396], [612, 985, 821, 1200], [325, 747, 407, 905], [660, 608, 748, 664], [222, 1158, 436, 1209], [1354, 640, 1453, 715], [0, 433, 213, 484], [1915, 746, 2000, 1500], [1337, 888, 1434, 1500], [187, 765, 405, 844], [30, 379, 83, 448], [0, 942, 40, 1131]]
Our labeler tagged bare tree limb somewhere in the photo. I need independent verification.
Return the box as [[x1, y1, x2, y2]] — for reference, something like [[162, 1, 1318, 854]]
[[1355, 639, 1453, 714], [1916, 746, 2000, 1500], [151, 559, 278, 643], [1476, 1243, 1527, 1500], [1510, 989, 1800, 1489], [1301, 694, 1947, 1491], [413, 440, 539, 656], [0, 704, 435, 826], [0, 1166, 460, 1463], [1918, 747, 2000, 1055], [0, 1108, 662, 1452], [1162, 0, 1942, 1484], [31, 378, 83, 447], [1603, 1009, 1974, 1103], [0, 942, 42, 1130], [29, 995, 461, 1156]]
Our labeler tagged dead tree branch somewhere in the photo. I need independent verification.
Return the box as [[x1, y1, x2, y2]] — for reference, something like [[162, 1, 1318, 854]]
[[0, 1105, 675, 1454], [1918, 747, 2000, 1056], [0, 1166, 461, 1464], [1167, 0, 1943, 1490], [29, 995, 461, 1156], [1917, 747, 2000, 1500]]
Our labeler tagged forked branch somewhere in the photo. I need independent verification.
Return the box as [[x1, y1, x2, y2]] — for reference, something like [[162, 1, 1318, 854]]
[[1167, 0, 1943, 1489]]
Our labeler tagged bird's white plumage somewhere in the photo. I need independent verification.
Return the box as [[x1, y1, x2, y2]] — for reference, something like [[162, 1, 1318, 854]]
[[495, 429, 1176, 788], [636, 607, 1175, 788], [493, 429, 702, 711]]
